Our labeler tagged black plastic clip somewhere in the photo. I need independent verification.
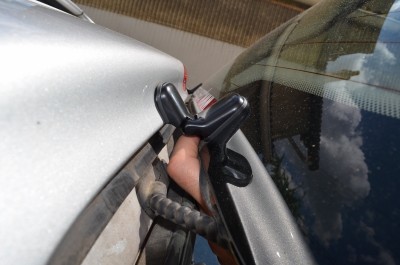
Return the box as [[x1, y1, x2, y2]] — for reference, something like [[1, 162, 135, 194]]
[[155, 83, 252, 187]]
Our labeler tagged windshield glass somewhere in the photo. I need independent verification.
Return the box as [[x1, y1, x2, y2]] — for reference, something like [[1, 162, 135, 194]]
[[203, 0, 400, 264]]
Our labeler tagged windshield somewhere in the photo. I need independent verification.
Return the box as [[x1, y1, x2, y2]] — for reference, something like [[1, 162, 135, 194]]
[[203, 0, 400, 264]]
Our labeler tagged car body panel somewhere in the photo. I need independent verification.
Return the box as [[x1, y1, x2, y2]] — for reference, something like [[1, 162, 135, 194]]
[[0, 1, 184, 264], [226, 131, 316, 264]]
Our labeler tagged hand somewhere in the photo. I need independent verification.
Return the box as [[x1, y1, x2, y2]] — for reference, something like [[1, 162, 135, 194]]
[[167, 135, 239, 265], [167, 135, 204, 207]]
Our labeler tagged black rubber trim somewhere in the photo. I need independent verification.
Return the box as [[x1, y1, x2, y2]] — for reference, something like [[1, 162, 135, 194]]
[[135, 180, 196, 265], [48, 126, 174, 265], [37, 0, 71, 13], [207, 165, 255, 265]]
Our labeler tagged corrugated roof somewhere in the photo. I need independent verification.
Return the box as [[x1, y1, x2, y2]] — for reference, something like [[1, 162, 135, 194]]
[[76, 0, 303, 47]]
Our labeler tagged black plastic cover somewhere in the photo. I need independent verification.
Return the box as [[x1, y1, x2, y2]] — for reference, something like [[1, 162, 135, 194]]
[[155, 83, 193, 128]]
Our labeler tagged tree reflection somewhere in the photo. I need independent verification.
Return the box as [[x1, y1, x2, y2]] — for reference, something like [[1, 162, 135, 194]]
[[269, 154, 301, 220]]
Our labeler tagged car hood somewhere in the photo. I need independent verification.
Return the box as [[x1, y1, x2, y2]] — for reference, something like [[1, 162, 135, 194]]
[[0, 1, 184, 264]]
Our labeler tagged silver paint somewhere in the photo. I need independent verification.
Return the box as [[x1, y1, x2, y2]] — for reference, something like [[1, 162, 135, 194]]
[[227, 131, 316, 264], [0, 1, 184, 264]]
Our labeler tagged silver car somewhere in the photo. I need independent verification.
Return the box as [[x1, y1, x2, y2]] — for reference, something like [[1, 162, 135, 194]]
[[7, 0, 396, 264], [0, 1, 188, 264]]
